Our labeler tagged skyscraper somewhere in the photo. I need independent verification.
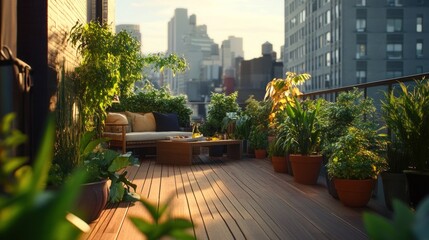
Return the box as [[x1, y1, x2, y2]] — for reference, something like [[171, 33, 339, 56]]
[[88, 0, 116, 29], [284, 0, 429, 95], [221, 36, 244, 78], [167, 8, 220, 99], [116, 24, 141, 43]]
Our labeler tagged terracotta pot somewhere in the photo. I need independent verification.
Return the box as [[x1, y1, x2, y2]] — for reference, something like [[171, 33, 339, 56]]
[[289, 154, 322, 185], [73, 179, 109, 222], [254, 149, 267, 159], [271, 155, 288, 173], [334, 178, 375, 208]]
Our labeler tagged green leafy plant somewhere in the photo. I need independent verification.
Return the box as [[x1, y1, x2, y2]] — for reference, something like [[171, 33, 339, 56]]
[[201, 92, 240, 136], [79, 131, 140, 203], [319, 88, 376, 159], [326, 126, 387, 180], [249, 125, 269, 150], [130, 197, 195, 240], [109, 81, 192, 128], [0, 113, 88, 239], [381, 79, 429, 171], [268, 138, 287, 157], [234, 114, 252, 140], [283, 98, 321, 155], [363, 198, 429, 240]]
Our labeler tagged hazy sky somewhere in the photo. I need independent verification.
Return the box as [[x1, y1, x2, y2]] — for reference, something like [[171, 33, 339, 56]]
[[116, 0, 284, 60]]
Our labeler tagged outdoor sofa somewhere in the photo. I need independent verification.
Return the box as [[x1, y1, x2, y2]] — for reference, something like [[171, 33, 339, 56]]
[[103, 111, 192, 153]]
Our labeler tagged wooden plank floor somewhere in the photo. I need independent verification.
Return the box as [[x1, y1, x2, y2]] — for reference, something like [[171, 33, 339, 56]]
[[81, 154, 385, 240]]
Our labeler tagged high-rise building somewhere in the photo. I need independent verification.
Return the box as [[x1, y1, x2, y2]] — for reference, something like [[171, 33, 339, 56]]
[[237, 42, 283, 103], [89, 0, 116, 29], [116, 24, 141, 43], [221, 36, 244, 78], [167, 8, 220, 99], [284, 0, 429, 96]]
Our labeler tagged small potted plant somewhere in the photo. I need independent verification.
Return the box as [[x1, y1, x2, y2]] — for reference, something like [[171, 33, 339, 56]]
[[249, 125, 269, 159], [73, 131, 140, 222], [268, 137, 288, 173], [326, 126, 387, 207], [283, 98, 322, 185]]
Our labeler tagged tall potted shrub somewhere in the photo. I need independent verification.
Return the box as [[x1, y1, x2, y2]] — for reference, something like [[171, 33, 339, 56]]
[[381, 79, 429, 207], [284, 98, 322, 185], [319, 89, 377, 199], [327, 126, 387, 207]]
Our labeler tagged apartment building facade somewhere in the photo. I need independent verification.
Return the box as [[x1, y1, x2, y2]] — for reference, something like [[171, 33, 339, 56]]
[[284, 0, 429, 95]]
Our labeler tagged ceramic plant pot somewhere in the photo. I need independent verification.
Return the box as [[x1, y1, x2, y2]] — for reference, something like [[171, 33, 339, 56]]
[[271, 155, 288, 173], [334, 178, 375, 208], [73, 179, 109, 222], [289, 154, 322, 185], [254, 149, 267, 159]]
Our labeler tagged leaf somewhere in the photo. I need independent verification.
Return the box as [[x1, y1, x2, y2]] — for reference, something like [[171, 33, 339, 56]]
[[109, 181, 125, 203], [363, 212, 397, 239], [129, 217, 154, 235], [139, 198, 161, 222], [108, 156, 130, 172]]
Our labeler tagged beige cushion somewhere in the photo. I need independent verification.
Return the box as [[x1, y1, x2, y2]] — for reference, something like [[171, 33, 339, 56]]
[[133, 112, 156, 132], [105, 112, 130, 133]]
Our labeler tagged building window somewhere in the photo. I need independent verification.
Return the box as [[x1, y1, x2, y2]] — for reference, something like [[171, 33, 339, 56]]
[[356, 44, 367, 59], [356, 19, 366, 32], [386, 62, 403, 78], [326, 32, 331, 43], [326, 10, 331, 24], [356, 0, 366, 6], [387, 43, 403, 59], [326, 52, 331, 66], [387, 0, 403, 7], [417, 16, 423, 32], [356, 71, 367, 84], [416, 66, 423, 73], [387, 19, 403, 32], [416, 40, 423, 57]]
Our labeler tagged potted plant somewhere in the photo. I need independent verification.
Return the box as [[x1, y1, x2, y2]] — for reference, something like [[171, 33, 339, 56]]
[[73, 131, 140, 222], [318, 89, 376, 199], [327, 126, 387, 207], [381, 79, 429, 208], [283, 98, 322, 185], [201, 92, 240, 156], [268, 137, 288, 173], [249, 125, 269, 159]]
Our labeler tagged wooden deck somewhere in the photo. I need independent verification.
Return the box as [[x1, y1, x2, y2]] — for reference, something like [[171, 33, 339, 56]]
[[81, 155, 386, 240]]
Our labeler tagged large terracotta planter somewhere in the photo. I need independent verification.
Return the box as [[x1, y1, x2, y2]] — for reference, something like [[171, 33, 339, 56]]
[[334, 178, 375, 208], [289, 154, 322, 185], [254, 149, 267, 159], [271, 155, 288, 173], [73, 179, 109, 222]]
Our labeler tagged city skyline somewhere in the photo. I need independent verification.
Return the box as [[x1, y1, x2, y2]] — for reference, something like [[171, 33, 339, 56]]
[[115, 0, 283, 60]]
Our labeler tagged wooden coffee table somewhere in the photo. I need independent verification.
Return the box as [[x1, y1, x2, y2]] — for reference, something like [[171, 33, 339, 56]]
[[156, 139, 242, 165]]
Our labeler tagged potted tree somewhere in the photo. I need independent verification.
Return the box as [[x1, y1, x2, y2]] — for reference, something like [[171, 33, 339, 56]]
[[326, 126, 387, 207], [283, 98, 322, 185], [249, 125, 269, 159], [381, 79, 429, 208]]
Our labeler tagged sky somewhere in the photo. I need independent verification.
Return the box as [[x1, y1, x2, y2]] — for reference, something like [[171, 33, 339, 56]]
[[115, 0, 284, 60]]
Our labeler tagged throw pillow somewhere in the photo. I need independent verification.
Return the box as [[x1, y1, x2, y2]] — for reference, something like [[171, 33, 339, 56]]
[[105, 112, 129, 133], [152, 112, 180, 131], [133, 112, 156, 132]]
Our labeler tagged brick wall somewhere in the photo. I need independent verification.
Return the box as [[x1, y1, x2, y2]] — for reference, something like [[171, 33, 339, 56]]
[[48, 0, 87, 72]]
